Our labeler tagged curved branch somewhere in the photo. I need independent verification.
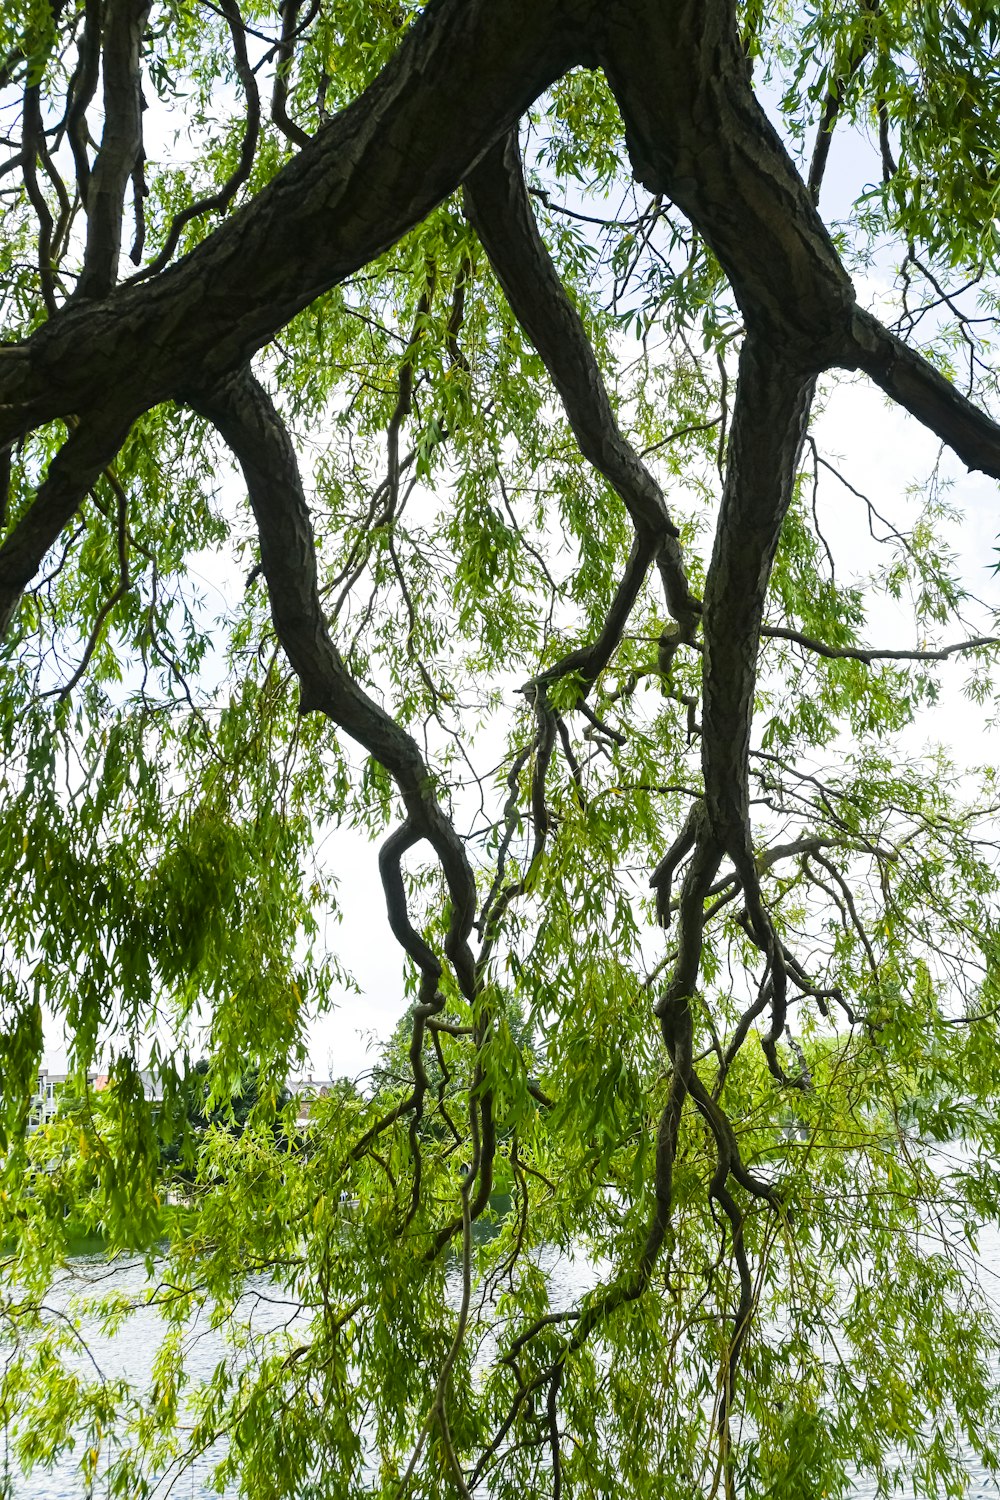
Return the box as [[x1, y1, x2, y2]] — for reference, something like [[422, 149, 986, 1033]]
[[21, 84, 58, 313], [761, 624, 1000, 664], [598, 2, 856, 361], [186, 367, 478, 1000], [270, 0, 314, 150], [188, 367, 503, 1239], [847, 307, 1000, 478], [701, 336, 814, 863], [65, 0, 102, 203], [463, 130, 698, 631], [0, 417, 133, 637], [527, 531, 657, 697], [76, 0, 151, 301]]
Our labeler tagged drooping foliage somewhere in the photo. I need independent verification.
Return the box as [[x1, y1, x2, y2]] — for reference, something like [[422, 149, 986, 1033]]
[[3, 0, 1000, 1495]]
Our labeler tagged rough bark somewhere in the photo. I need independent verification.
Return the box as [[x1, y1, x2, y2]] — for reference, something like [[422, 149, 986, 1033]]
[[596, 0, 856, 358], [184, 369, 478, 995], [3, 0, 999, 476], [847, 307, 1000, 475], [2, 0, 998, 1004], [700, 338, 815, 860], [0, 0, 589, 440], [464, 132, 697, 633], [76, 0, 151, 300]]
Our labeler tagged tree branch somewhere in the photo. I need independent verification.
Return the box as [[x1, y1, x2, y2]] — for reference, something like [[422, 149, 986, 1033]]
[[847, 307, 1000, 478], [760, 624, 1000, 664], [701, 336, 814, 863], [270, 0, 314, 150], [64, 0, 102, 203], [76, 0, 151, 300], [0, 417, 133, 637], [185, 371, 486, 1192], [463, 130, 698, 631], [526, 531, 657, 697], [1, 0, 586, 442]]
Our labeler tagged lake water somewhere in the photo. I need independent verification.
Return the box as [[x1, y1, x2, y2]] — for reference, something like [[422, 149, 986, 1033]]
[[2, 1246, 604, 1499], [5, 1230, 1000, 1499]]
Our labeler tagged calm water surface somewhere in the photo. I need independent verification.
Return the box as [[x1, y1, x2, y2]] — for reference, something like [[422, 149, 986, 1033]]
[[6, 1226, 1000, 1498]]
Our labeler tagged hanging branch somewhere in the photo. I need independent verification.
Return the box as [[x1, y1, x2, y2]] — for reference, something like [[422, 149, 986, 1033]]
[[464, 130, 698, 634], [270, 0, 314, 150], [133, 0, 261, 280], [807, 0, 881, 203], [76, 0, 152, 300], [187, 367, 506, 1235]]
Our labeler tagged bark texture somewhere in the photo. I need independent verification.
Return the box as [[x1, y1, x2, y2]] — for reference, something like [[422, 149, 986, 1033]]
[[0, 0, 589, 439], [700, 339, 814, 860], [76, 0, 151, 300]]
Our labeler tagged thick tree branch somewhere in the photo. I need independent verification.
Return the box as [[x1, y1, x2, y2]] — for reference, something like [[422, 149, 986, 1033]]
[[597, 0, 856, 361], [847, 307, 1000, 478], [76, 0, 151, 301], [464, 130, 698, 631], [0, 418, 133, 636], [695, 336, 816, 1079], [186, 367, 478, 995], [701, 337, 814, 862], [0, 0, 586, 441], [188, 368, 506, 1230], [3, 0, 997, 554]]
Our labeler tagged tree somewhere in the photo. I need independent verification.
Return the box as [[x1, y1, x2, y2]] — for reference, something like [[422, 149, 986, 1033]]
[[155, 1055, 295, 1174], [2, 0, 1000, 1493]]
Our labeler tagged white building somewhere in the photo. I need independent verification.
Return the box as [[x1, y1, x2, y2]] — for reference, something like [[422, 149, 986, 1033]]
[[293, 1074, 338, 1127], [27, 1068, 162, 1132], [28, 1070, 77, 1132]]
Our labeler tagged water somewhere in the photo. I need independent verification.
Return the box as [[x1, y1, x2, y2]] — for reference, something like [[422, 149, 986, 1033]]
[[2, 1253, 253, 1499], [2, 1247, 601, 1499], [4, 1232, 1000, 1498]]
